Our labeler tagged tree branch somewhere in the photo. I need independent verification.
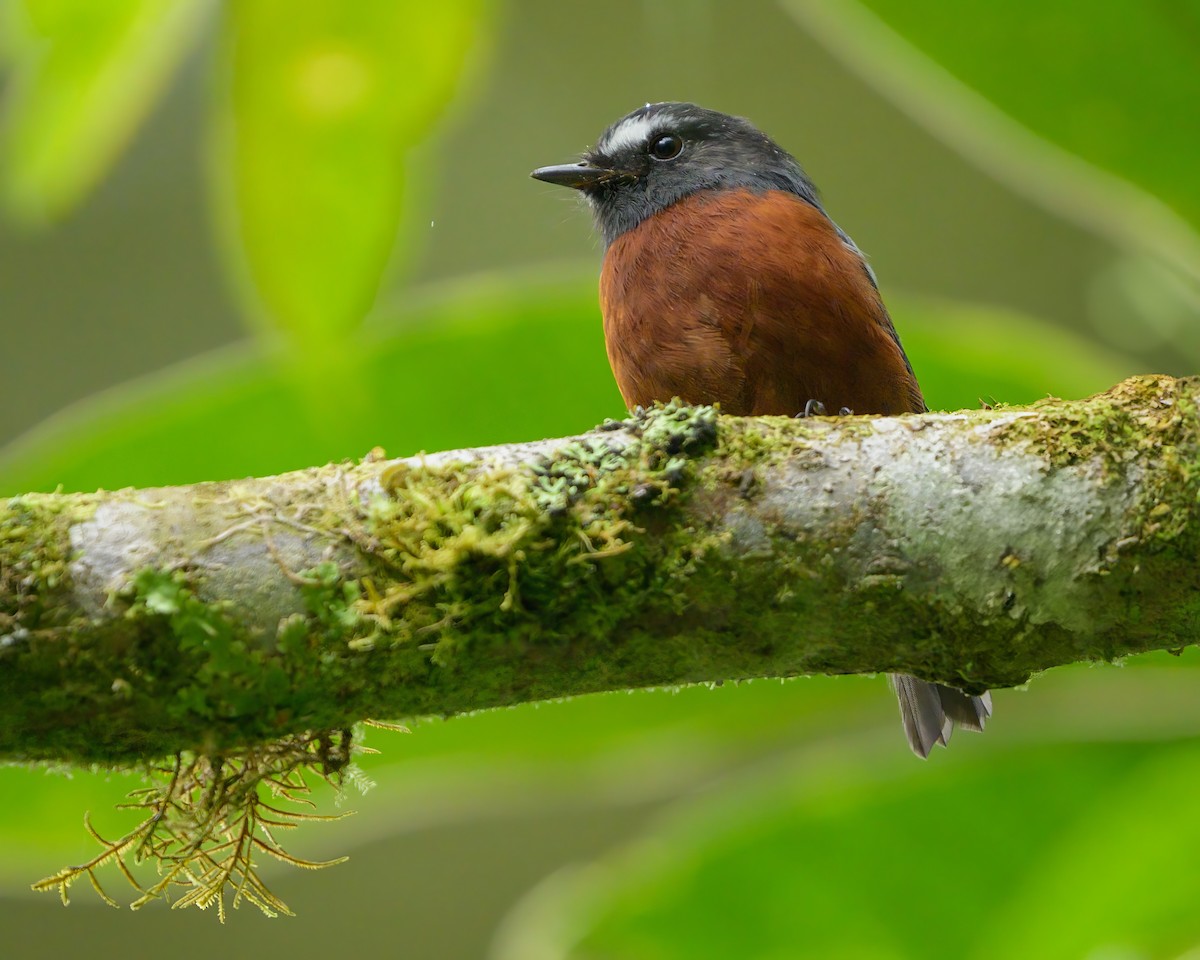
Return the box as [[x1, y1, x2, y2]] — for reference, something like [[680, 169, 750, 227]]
[[3, 375, 1197, 765]]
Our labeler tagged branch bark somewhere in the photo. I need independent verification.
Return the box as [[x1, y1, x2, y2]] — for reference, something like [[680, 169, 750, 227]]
[[2, 375, 1197, 765]]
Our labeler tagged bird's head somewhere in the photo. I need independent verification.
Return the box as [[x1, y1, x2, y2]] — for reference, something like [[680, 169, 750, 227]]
[[531, 101, 821, 246]]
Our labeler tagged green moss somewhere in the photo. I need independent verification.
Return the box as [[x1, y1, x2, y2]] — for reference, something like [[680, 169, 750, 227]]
[[0, 492, 96, 633], [988, 375, 1192, 468], [990, 375, 1200, 548], [0, 494, 112, 763], [297, 560, 366, 641], [124, 568, 285, 724], [345, 401, 722, 703]]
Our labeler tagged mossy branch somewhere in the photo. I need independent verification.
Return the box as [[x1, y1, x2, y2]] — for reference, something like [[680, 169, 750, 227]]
[[3, 375, 1198, 767]]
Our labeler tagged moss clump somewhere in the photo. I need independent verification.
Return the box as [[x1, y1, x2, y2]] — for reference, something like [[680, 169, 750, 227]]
[[989, 375, 1200, 547], [127, 569, 287, 727], [1, 493, 109, 763], [988, 375, 1194, 470], [295, 560, 368, 645], [354, 401, 720, 690], [2, 541, 371, 919], [33, 566, 371, 919], [0, 493, 95, 634]]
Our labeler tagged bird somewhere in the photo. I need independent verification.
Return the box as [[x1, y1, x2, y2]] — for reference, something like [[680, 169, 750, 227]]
[[530, 101, 990, 758]]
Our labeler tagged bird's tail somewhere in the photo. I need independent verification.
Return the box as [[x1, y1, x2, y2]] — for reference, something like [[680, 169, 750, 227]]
[[888, 674, 992, 758]]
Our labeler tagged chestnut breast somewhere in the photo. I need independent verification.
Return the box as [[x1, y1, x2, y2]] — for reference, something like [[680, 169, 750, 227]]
[[599, 188, 924, 416]]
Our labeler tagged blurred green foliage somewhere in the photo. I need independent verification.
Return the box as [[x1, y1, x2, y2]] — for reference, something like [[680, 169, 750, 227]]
[[858, 0, 1200, 233], [0, 0, 1198, 956], [0, 0, 209, 221], [500, 738, 1200, 959], [0, 272, 620, 493], [0, 281, 1128, 495], [212, 0, 487, 347]]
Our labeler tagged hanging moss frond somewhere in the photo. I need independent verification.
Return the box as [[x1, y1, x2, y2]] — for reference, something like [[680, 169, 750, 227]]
[[31, 728, 358, 920]]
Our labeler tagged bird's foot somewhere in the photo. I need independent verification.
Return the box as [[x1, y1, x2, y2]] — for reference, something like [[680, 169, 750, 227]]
[[795, 401, 856, 418]]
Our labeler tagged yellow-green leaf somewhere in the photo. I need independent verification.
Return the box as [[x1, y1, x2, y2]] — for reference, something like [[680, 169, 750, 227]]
[[0, 0, 211, 222], [211, 0, 488, 348], [785, 0, 1200, 291], [497, 742, 1200, 960]]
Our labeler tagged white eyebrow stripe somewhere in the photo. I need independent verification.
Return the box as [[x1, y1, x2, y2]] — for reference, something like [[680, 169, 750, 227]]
[[599, 114, 663, 155]]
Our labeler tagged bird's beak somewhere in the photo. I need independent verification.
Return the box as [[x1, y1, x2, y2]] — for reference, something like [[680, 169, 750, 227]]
[[530, 161, 629, 190]]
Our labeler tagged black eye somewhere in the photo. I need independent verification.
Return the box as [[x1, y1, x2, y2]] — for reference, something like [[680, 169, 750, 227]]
[[649, 133, 683, 161]]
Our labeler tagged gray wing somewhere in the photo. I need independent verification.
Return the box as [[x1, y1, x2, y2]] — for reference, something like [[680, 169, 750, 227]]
[[888, 674, 992, 758]]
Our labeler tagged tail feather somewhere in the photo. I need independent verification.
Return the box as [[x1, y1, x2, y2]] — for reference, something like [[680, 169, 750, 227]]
[[888, 674, 991, 758]]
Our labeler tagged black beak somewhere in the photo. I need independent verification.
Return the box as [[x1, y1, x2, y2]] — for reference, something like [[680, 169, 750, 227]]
[[530, 161, 629, 191]]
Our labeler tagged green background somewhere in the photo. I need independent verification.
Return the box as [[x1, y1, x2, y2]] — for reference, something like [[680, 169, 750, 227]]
[[1, 1, 1198, 957]]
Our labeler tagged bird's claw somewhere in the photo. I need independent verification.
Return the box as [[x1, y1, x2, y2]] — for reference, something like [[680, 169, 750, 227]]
[[795, 401, 856, 418]]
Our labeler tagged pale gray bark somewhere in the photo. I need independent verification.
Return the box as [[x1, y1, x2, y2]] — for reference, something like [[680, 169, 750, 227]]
[[1, 375, 1195, 764]]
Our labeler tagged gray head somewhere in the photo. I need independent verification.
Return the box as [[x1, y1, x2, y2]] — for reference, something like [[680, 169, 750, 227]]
[[531, 102, 823, 247]]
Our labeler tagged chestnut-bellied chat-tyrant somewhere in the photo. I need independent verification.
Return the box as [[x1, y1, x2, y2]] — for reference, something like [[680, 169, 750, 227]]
[[532, 101, 990, 757]]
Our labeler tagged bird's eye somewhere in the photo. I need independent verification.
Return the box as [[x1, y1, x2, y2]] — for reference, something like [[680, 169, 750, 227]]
[[649, 134, 683, 161]]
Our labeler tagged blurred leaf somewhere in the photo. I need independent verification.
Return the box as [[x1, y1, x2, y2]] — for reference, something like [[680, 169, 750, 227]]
[[9, 659, 1200, 894], [977, 747, 1200, 959], [0, 0, 210, 222], [898, 297, 1131, 411], [0, 278, 1130, 496], [0, 271, 622, 494], [784, 0, 1200, 298], [852, 0, 1200, 231], [496, 741, 1200, 960], [211, 0, 488, 348], [0, 766, 141, 888]]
